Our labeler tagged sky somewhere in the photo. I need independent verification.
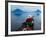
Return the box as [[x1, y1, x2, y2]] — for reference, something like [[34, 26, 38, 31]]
[[11, 5, 41, 12]]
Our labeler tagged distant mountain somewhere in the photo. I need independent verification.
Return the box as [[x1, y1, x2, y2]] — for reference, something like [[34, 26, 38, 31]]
[[36, 9, 41, 13], [12, 9, 24, 16], [35, 9, 41, 16]]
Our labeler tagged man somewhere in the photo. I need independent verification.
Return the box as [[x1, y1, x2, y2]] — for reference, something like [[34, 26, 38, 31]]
[[22, 15, 34, 31]]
